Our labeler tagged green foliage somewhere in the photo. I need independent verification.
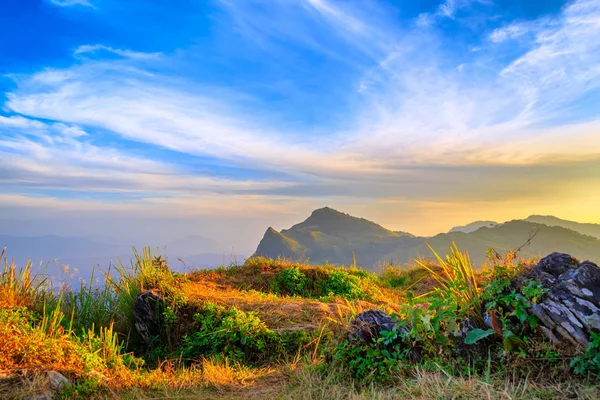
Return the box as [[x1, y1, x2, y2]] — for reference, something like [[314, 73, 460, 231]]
[[182, 303, 279, 364], [319, 269, 365, 300], [58, 377, 101, 400], [272, 267, 309, 296], [329, 246, 566, 383], [465, 329, 495, 345], [571, 332, 600, 377], [416, 243, 481, 324], [480, 263, 546, 352], [329, 337, 408, 384]]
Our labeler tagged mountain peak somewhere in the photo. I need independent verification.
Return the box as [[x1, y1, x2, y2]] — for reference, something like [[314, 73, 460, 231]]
[[266, 226, 279, 235], [310, 206, 343, 217]]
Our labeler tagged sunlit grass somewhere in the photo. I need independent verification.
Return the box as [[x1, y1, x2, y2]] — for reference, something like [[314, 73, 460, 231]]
[[416, 242, 482, 323], [0, 246, 48, 309]]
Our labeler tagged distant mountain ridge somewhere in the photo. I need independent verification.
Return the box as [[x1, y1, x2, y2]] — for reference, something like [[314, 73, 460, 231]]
[[449, 220, 499, 233], [524, 215, 600, 240], [0, 234, 241, 281], [255, 208, 600, 268]]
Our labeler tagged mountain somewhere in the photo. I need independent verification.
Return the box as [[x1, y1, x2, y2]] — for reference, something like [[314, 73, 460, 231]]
[[524, 215, 600, 240], [449, 220, 498, 233], [254, 209, 600, 268], [255, 207, 421, 266]]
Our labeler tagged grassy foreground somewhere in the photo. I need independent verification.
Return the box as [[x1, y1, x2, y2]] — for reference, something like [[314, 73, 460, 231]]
[[1, 246, 599, 399]]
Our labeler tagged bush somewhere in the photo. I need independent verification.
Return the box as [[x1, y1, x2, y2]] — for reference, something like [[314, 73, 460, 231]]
[[182, 303, 279, 364], [272, 267, 308, 296], [319, 270, 365, 300]]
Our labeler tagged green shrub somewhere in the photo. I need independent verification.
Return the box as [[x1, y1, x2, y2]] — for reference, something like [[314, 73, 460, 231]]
[[328, 326, 413, 383], [319, 269, 364, 300], [571, 332, 600, 377], [182, 303, 278, 363], [272, 267, 308, 296], [181, 302, 314, 365]]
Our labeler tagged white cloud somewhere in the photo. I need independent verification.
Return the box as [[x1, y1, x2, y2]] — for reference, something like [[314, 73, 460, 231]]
[[0, 115, 47, 129], [49, 0, 94, 8], [74, 44, 162, 60], [490, 23, 528, 43], [418, 0, 491, 25], [0, 117, 294, 196]]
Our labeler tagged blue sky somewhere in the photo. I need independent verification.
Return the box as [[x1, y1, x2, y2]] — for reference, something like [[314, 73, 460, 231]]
[[1, 0, 599, 246]]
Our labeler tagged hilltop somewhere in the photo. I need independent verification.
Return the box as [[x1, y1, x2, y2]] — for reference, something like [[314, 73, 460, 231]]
[[255, 208, 600, 267]]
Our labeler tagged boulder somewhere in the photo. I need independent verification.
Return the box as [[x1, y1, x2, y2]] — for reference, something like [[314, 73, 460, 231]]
[[348, 309, 399, 342], [133, 290, 164, 345], [46, 371, 70, 391], [528, 253, 600, 348]]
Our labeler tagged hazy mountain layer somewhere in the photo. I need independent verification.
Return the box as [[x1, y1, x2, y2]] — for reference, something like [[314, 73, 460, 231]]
[[0, 234, 241, 281], [525, 215, 600, 240], [449, 220, 498, 233]]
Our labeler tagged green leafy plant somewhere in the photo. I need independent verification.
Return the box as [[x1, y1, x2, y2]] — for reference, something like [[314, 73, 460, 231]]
[[319, 269, 364, 300], [272, 267, 308, 296], [465, 329, 495, 345], [571, 332, 600, 377], [416, 243, 481, 323], [182, 303, 278, 364]]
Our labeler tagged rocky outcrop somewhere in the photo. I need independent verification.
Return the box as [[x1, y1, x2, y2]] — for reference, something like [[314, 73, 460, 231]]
[[348, 309, 400, 342], [528, 253, 600, 348], [133, 290, 164, 345], [346, 253, 599, 354]]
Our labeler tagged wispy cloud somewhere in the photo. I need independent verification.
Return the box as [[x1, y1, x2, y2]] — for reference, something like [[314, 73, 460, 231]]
[[417, 0, 491, 26], [74, 44, 162, 60], [48, 0, 94, 8], [0, 115, 294, 197]]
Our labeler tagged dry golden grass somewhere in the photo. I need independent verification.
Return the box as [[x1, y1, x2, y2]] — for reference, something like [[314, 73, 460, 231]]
[[184, 265, 402, 331], [0, 248, 47, 309]]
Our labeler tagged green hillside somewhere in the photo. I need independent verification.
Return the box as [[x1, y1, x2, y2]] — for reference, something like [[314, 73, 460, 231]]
[[255, 209, 600, 267], [255, 227, 307, 260], [256, 207, 423, 266]]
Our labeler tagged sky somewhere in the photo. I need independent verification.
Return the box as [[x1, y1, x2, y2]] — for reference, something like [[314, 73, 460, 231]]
[[1, 0, 600, 250]]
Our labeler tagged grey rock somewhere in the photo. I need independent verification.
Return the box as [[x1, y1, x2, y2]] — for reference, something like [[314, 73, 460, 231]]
[[348, 309, 400, 342], [528, 254, 600, 349], [536, 253, 579, 277], [46, 371, 70, 391], [556, 262, 600, 303], [133, 290, 164, 345]]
